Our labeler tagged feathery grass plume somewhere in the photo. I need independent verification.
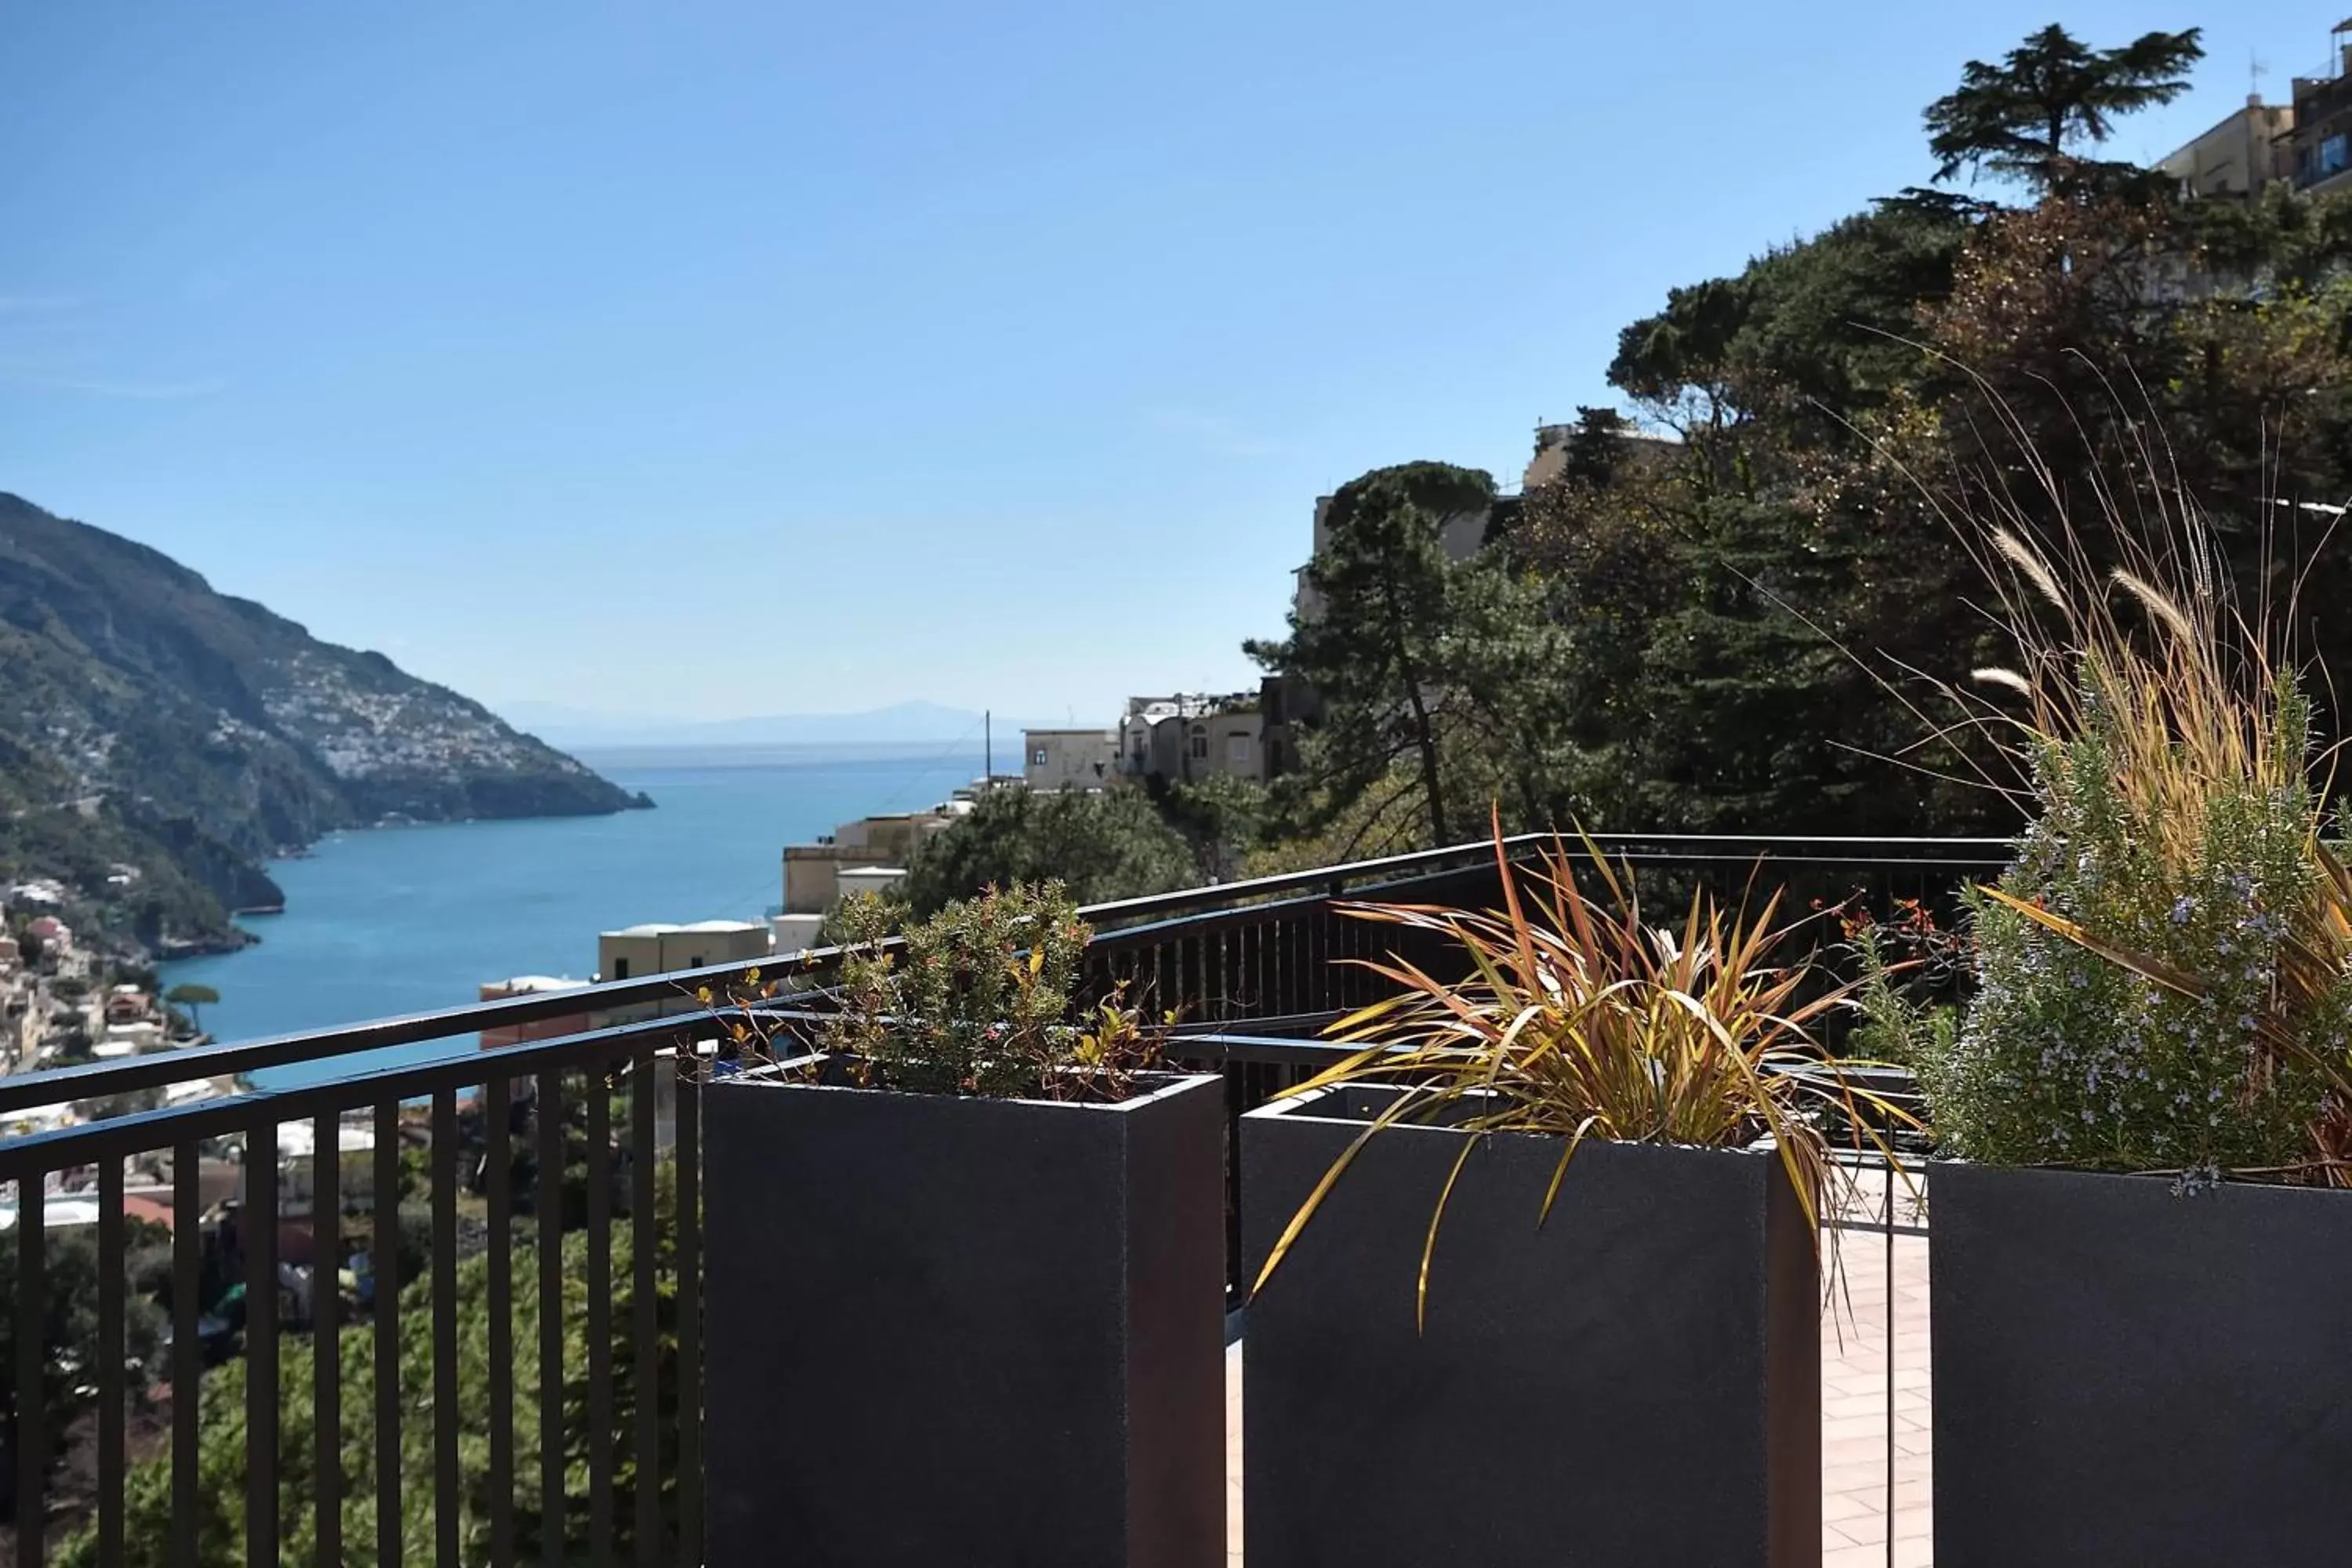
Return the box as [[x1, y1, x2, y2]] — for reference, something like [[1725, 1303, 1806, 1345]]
[[1250, 815, 1913, 1324], [1875, 379, 2352, 1180]]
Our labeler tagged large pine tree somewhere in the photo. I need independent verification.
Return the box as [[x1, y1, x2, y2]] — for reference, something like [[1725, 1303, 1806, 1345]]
[[1924, 24, 2204, 193], [1247, 462, 1498, 849]]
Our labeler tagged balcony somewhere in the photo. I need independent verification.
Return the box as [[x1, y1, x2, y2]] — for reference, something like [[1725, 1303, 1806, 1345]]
[[0, 834, 1995, 1566]]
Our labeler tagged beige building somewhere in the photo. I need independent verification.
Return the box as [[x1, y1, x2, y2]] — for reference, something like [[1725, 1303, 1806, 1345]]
[[780, 802, 969, 915], [835, 865, 908, 903], [1114, 695, 1265, 785], [598, 920, 769, 984], [2159, 96, 2295, 198], [1023, 728, 1116, 791]]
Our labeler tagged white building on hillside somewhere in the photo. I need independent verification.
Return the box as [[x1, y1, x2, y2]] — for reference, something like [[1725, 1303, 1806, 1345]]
[[1022, 728, 1116, 791]]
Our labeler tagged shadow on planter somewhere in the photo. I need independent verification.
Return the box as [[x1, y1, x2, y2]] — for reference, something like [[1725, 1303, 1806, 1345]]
[[1932, 1161, 2352, 1567], [705, 1065, 1227, 1568], [1242, 1084, 1820, 1568]]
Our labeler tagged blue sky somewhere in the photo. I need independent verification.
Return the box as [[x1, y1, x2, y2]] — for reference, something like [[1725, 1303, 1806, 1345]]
[[0, 3, 2328, 724]]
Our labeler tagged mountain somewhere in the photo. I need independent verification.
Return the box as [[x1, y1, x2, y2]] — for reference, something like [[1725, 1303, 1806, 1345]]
[[497, 700, 1067, 748], [0, 492, 647, 956]]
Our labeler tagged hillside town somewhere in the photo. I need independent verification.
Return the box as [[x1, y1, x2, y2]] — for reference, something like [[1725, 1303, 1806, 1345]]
[[0, 894, 216, 1098]]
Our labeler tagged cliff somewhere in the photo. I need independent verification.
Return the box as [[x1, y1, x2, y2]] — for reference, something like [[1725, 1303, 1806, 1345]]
[[0, 492, 647, 954]]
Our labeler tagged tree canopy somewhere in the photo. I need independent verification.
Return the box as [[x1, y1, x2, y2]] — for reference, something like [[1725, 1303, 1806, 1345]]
[[895, 784, 1196, 917], [1246, 462, 1581, 852], [1251, 23, 2352, 851], [0, 1222, 165, 1526], [1924, 24, 2204, 193]]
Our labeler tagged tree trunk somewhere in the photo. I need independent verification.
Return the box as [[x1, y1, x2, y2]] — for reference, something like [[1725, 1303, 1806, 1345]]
[[1377, 548, 1450, 848], [1404, 680, 1449, 849]]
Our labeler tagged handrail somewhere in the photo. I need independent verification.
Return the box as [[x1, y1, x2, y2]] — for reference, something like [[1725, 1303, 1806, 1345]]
[[1080, 829, 2013, 927], [0, 1011, 717, 1178], [0, 832, 2009, 1120]]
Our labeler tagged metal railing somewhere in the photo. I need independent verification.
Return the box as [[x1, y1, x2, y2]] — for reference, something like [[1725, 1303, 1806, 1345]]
[[0, 833, 2004, 1566]]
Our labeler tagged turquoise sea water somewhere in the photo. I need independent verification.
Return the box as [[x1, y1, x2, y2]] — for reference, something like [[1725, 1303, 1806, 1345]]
[[158, 742, 991, 1088]]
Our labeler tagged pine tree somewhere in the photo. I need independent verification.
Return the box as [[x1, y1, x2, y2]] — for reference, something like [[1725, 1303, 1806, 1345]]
[[1924, 24, 2203, 194], [1246, 462, 1497, 848]]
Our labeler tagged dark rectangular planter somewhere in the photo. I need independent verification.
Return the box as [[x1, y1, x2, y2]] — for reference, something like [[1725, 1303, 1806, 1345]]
[[1931, 1161, 2352, 1566], [1241, 1086, 1820, 1567], [704, 1068, 1227, 1568]]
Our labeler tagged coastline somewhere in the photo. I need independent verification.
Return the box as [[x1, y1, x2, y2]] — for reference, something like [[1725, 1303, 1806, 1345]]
[[127, 791, 658, 967], [155, 742, 987, 1085]]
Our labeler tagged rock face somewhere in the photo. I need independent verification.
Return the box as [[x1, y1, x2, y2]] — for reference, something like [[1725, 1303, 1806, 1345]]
[[0, 491, 643, 952]]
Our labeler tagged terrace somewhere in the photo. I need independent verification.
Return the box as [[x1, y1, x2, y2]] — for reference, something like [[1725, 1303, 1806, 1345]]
[[0, 834, 1998, 1566]]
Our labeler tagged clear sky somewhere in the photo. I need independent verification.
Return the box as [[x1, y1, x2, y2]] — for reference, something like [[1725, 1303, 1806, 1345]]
[[0, 3, 2329, 724]]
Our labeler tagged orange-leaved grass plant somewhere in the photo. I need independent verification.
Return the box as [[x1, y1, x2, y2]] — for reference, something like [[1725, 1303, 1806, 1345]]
[[1250, 815, 1914, 1326]]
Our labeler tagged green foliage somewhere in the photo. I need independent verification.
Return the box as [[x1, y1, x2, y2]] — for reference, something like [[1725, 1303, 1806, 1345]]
[[61, 1206, 682, 1568], [1428, 118, 2352, 854], [1155, 772, 1270, 883], [819, 884, 1158, 1099], [165, 982, 219, 1033], [1250, 462, 1580, 849], [1846, 922, 1960, 1073], [1607, 201, 1967, 446], [0, 1221, 166, 1523], [1241, 760, 1436, 874], [896, 784, 1194, 917], [1922, 24, 2204, 192], [1932, 717, 2346, 1174]]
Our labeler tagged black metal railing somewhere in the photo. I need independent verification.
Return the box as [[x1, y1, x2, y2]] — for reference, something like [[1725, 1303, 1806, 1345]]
[[0, 833, 2004, 1565]]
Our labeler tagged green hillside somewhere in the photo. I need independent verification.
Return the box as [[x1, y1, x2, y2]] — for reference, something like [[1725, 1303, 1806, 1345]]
[[0, 492, 646, 955]]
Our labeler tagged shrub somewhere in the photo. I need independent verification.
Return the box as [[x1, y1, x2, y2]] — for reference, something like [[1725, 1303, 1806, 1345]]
[[815, 883, 1162, 1101], [895, 785, 1195, 917], [1937, 700, 2348, 1173], [1894, 458, 2352, 1178]]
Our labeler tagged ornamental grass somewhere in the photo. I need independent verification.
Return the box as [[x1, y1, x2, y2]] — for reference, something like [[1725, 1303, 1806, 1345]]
[[1883, 424, 2352, 1181], [1252, 817, 1910, 1322]]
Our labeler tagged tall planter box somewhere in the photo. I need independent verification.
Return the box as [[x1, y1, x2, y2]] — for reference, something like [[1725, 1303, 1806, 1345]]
[[704, 1069, 1227, 1568], [1241, 1086, 1820, 1567], [1932, 1162, 2352, 1566]]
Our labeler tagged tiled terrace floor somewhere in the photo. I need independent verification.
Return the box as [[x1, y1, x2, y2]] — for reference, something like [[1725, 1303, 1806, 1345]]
[[1224, 1210, 1933, 1565]]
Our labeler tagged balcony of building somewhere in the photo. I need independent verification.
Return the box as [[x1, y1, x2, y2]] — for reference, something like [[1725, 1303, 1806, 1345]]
[[0, 833, 2150, 1566]]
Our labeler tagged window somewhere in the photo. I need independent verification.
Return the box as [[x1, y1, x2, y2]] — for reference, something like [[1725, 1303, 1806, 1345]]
[[1226, 735, 1253, 765], [1030, 746, 1049, 767], [1189, 728, 1208, 760], [2326, 133, 2351, 177], [689, 954, 703, 969], [612, 957, 630, 981]]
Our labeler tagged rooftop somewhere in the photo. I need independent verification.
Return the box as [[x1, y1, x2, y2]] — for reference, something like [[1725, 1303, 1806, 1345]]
[[601, 919, 764, 938]]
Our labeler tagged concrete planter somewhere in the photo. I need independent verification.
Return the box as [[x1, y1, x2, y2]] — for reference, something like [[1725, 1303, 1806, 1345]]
[[1931, 1161, 2352, 1566], [1241, 1086, 1820, 1567], [704, 1067, 1227, 1568]]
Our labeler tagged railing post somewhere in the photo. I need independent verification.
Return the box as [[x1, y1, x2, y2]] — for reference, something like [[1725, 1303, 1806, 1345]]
[[16, 1177, 45, 1568]]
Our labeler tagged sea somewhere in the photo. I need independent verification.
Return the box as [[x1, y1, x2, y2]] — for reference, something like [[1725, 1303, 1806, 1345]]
[[155, 742, 993, 1089]]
